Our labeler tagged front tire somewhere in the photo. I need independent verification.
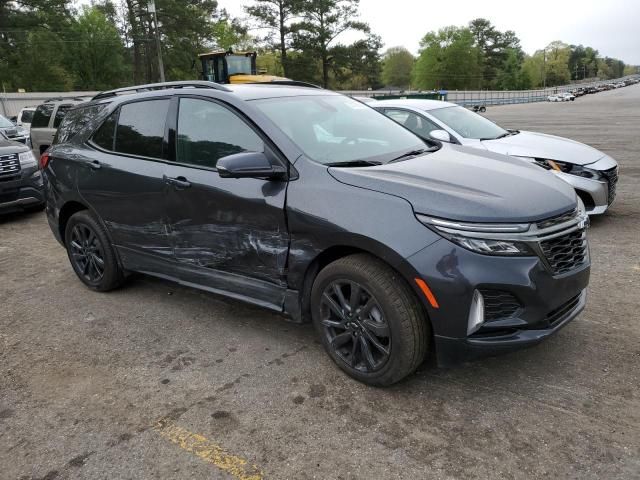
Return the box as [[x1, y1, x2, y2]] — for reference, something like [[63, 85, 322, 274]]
[[311, 254, 429, 386], [64, 210, 124, 291]]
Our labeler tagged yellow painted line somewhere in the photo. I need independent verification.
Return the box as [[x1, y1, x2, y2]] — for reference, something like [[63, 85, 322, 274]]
[[153, 419, 263, 480]]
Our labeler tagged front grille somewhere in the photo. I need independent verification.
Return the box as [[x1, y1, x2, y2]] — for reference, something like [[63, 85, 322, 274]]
[[546, 294, 581, 326], [601, 166, 618, 205], [0, 154, 20, 176], [540, 228, 588, 275], [480, 289, 522, 320]]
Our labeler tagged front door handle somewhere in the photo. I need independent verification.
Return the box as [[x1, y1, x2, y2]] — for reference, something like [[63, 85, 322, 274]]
[[89, 160, 101, 170], [164, 175, 191, 189]]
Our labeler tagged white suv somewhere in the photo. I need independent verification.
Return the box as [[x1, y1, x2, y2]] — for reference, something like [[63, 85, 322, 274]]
[[30, 98, 88, 157]]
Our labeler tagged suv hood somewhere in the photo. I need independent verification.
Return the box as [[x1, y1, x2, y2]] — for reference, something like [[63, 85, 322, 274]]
[[0, 138, 29, 154], [329, 145, 576, 223], [481, 131, 604, 166]]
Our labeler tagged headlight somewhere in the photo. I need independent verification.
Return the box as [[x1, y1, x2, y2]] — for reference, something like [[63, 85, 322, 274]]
[[416, 215, 536, 256], [526, 158, 600, 179], [18, 151, 37, 168]]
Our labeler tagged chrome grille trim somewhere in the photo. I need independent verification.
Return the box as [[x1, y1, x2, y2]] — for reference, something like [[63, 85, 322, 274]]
[[0, 154, 21, 176]]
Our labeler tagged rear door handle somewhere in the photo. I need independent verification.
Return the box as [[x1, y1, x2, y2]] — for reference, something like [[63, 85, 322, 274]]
[[164, 175, 191, 189], [89, 160, 101, 170]]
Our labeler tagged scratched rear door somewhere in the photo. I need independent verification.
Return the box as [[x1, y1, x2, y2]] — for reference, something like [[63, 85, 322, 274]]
[[163, 96, 289, 310]]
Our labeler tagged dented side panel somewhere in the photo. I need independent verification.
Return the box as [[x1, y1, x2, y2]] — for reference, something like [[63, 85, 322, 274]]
[[163, 163, 289, 290]]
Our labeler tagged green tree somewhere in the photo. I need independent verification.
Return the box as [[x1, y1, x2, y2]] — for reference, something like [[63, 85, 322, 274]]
[[544, 40, 571, 86], [329, 33, 382, 89], [65, 7, 129, 90], [521, 52, 545, 88], [292, 0, 370, 88], [245, 0, 304, 77], [412, 26, 481, 90], [381, 46, 414, 89]]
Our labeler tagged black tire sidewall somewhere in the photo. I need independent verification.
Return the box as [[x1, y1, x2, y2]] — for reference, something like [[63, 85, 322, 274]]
[[64, 210, 122, 291], [311, 257, 424, 385]]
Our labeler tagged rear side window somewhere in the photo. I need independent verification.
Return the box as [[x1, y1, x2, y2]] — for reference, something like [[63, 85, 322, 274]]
[[92, 111, 117, 150], [20, 110, 34, 124], [55, 104, 106, 144], [31, 104, 54, 128], [53, 104, 73, 128], [114, 100, 169, 159]]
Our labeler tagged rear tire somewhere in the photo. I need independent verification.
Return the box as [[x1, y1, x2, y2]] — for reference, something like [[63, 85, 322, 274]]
[[311, 254, 429, 386], [64, 210, 124, 292]]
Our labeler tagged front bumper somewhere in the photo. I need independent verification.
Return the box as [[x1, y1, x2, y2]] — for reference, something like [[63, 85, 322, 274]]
[[556, 156, 618, 215], [0, 166, 45, 213], [407, 236, 590, 367]]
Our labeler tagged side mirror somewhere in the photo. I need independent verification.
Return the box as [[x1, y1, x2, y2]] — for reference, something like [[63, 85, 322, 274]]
[[429, 129, 452, 143], [217, 151, 286, 180]]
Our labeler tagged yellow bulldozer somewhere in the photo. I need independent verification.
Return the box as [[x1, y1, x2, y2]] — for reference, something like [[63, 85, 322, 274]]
[[199, 50, 288, 84]]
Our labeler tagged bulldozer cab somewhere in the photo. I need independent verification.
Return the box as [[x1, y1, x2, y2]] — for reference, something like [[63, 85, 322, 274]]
[[200, 50, 257, 83], [199, 50, 287, 84]]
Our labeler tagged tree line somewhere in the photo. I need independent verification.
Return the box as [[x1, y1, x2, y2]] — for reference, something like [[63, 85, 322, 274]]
[[0, 0, 636, 93]]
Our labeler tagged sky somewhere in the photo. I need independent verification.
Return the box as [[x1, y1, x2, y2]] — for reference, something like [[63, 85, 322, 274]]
[[219, 0, 640, 65]]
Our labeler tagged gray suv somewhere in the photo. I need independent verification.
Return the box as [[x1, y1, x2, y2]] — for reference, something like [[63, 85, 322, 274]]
[[43, 81, 590, 385]]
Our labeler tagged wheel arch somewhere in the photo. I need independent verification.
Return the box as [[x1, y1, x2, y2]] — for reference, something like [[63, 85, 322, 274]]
[[294, 241, 434, 340]]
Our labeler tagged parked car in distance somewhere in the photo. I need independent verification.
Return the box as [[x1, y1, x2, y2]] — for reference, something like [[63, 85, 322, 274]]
[[44, 81, 590, 386], [16, 107, 36, 130], [374, 99, 619, 214], [0, 114, 30, 144], [585, 86, 598, 94], [30, 97, 88, 157], [558, 92, 575, 101], [0, 130, 44, 214], [547, 94, 562, 102]]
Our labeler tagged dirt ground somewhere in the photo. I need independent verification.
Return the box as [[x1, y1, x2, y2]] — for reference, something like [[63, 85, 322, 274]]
[[1, 85, 639, 480]]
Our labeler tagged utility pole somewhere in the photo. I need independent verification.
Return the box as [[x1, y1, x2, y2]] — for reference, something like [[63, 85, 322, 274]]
[[148, 0, 165, 82]]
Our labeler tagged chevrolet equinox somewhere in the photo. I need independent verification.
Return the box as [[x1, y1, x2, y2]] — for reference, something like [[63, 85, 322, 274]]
[[43, 81, 590, 385]]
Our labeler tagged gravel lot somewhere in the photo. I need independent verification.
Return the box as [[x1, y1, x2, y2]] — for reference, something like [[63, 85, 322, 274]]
[[1, 85, 639, 480]]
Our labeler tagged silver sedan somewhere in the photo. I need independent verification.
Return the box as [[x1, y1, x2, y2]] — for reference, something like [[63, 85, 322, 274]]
[[373, 99, 618, 214]]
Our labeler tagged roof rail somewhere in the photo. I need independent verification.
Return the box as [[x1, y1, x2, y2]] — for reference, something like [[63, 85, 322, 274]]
[[92, 81, 232, 100], [255, 80, 322, 89]]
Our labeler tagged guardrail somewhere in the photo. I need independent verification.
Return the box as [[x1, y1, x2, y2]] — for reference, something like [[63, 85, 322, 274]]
[[341, 75, 640, 107]]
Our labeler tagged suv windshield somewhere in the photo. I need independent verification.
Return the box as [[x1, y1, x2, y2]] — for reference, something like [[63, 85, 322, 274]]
[[253, 95, 425, 165], [429, 106, 508, 140]]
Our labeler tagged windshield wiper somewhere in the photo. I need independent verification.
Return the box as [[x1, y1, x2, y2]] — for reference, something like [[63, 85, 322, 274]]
[[480, 131, 512, 141], [325, 159, 382, 167], [387, 147, 438, 163]]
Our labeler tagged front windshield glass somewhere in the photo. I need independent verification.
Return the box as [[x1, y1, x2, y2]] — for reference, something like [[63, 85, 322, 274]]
[[428, 106, 507, 140], [0, 115, 14, 128], [226, 55, 252, 75], [253, 95, 425, 164]]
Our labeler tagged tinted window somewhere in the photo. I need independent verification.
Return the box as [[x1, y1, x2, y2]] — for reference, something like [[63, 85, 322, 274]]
[[176, 98, 263, 168], [56, 104, 106, 144], [115, 100, 169, 158], [20, 110, 34, 123], [385, 109, 440, 138], [31, 104, 54, 128], [53, 104, 73, 128], [92, 111, 117, 150], [253, 95, 424, 165]]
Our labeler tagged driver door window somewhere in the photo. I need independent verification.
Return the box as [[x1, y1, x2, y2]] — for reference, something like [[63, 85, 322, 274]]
[[385, 109, 439, 138], [176, 98, 264, 169]]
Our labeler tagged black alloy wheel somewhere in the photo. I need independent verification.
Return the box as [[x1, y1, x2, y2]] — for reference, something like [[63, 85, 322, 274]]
[[69, 223, 105, 283], [64, 210, 125, 291], [319, 280, 391, 373]]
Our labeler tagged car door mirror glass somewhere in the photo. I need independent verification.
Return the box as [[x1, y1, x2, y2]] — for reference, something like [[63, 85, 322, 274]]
[[429, 129, 452, 143], [217, 151, 286, 180]]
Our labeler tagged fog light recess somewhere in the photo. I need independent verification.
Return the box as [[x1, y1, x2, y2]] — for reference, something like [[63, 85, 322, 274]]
[[467, 289, 485, 335]]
